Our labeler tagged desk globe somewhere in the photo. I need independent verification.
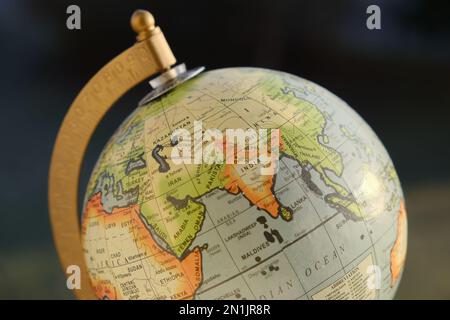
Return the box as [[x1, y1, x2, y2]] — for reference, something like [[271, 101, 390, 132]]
[[50, 10, 407, 300]]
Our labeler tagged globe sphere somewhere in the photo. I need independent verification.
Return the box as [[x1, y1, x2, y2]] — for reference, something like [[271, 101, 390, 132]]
[[82, 68, 407, 300]]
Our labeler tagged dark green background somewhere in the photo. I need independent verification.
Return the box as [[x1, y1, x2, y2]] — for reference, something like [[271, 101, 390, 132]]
[[0, 0, 449, 299]]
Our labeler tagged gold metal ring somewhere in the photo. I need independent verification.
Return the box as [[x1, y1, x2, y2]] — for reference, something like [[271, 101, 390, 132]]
[[48, 9, 176, 299]]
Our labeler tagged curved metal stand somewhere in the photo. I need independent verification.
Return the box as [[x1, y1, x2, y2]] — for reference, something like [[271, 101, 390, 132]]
[[48, 10, 176, 299]]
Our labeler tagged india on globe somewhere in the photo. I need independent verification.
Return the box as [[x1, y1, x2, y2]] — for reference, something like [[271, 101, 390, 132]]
[[81, 67, 407, 300]]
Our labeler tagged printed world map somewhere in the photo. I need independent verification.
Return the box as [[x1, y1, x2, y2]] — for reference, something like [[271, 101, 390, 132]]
[[82, 68, 407, 300]]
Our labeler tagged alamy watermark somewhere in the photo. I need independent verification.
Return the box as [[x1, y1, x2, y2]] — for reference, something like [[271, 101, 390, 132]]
[[366, 5, 381, 30], [66, 5, 81, 30], [366, 264, 382, 290], [66, 264, 81, 290], [170, 121, 281, 175], [66, 5, 381, 32]]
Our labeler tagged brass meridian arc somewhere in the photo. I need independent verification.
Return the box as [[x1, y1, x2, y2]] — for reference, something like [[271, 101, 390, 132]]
[[48, 9, 176, 299]]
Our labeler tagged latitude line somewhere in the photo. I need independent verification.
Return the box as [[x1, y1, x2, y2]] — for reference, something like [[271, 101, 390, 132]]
[[158, 94, 202, 295], [159, 89, 266, 299], [280, 248, 310, 300], [87, 72, 398, 300], [277, 156, 344, 300], [127, 207, 160, 299], [239, 78, 381, 269], [195, 210, 340, 296], [82, 212, 398, 274], [279, 156, 346, 270], [195, 177, 298, 238]]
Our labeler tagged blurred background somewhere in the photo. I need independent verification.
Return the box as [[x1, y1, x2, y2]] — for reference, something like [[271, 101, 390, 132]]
[[0, 0, 449, 299]]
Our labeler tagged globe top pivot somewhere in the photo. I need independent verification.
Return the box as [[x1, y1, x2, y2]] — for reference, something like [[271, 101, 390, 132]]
[[131, 9, 157, 41]]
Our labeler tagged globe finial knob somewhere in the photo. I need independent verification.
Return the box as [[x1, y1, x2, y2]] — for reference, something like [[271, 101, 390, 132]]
[[131, 9, 156, 41]]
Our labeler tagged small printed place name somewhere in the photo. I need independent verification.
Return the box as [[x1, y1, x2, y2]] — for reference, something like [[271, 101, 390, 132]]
[[179, 303, 270, 318]]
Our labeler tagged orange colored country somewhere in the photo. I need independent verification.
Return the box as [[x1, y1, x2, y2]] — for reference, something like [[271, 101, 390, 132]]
[[390, 199, 408, 287], [221, 131, 283, 219], [222, 164, 280, 218], [82, 193, 203, 300]]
